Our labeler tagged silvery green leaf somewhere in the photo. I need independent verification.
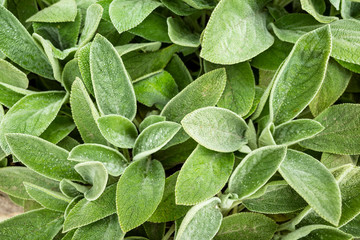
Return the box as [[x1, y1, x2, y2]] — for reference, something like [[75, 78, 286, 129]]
[[0, 209, 64, 240], [269, 26, 331, 125], [116, 159, 165, 232], [40, 115, 75, 144], [200, 0, 274, 64], [77, 44, 94, 95], [70, 78, 108, 145], [62, 58, 82, 92], [133, 121, 181, 161], [175, 197, 222, 240], [214, 213, 277, 240], [26, 0, 77, 23], [181, 107, 248, 153], [0, 82, 31, 108], [0, 167, 59, 200], [60, 179, 88, 198], [282, 225, 352, 240], [109, 0, 161, 34], [63, 184, 117, 232], [0, 6, 53, 79], [0, 59, 28, 88], [160, 0, 198, 16], [300, 0, 338, 23], [72, 214, 125, 240], [321, 153, 354, 169], [90, 34, 137, 119], [340, 0, 360, 20], [0, 91, 66, 154], [149, 172, 190, 223], [78, 4, 103, 47], [139, 115, 166, 132], [182, 0, 216, 9], [97, 115, 138, 149], [69, 144, 128, 177], [175, 145, 234, 205], [6, 133, 83, 182], [75, 161, 108, 201], [167, 17, 200, 47], [115, 42, 161, 56], [258, 122, 276, 147], [228, 145, 287, 199], [24, 182, 71, 212], [273, 119, 324, 145], [300, 104, 360, 155], [279, 150, 341, 225]]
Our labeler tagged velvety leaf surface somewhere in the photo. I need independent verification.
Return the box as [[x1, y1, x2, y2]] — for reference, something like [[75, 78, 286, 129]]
[[176, 145, 234, 205], [26, 0, 77, 23], [282, 225, 352, 240], [0, 58, 28, 88], [300, 0, 338, 23], [167, 17, 200, 47], [139, 115, 166, 132], [40, 115, 75, 144], [78, 4, 103, 47]]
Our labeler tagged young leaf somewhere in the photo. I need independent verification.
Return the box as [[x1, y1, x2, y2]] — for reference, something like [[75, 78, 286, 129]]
[[149, 172, 190, 223], [116, 159, 165, 232], [300, 104, 360, 154], [0, 6, 53, 79], [201, 0, 274, 64], [109, 0, 161, 34], [63, 184, 117, 232], [69, 144, 128, 177], [139, 115, 166, 132], [269, 26, 331, 125], [214, 213, 277, 240], [70, 78, 108, 145], [24, 182, 71, 212], [60, 179, 88, 198], [0, 91, 66, 154], [75, 162, 108, 201], [90, 34, 137, 119], [273, 119, 324, 145], [228, 145, 287, 199], [181, 107, 248, 153], [26, 0, 77, 23], [0, 58, 28, 88], [0, 167, 59, 200], [175, 145, 234, 205], [72, 215, 125, 240], [279, 150, 342, 225], [78, 4, 104, 47], [6, 133, 83, 182], [0, 209, 64, 240], [175, 197, 222, 240], [133, 121, 181, 161], [167, 17, 200, 47], [97, 115, 138, 149]]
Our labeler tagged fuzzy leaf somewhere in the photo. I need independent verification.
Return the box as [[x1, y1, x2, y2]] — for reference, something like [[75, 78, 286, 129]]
[[139, 115, 166, 132], [27, 0, 77, 22], [167, 17, 200, 47], [0, 59, 28, 88], [78, 4, 103, 47], [40, 115, 75, 144]]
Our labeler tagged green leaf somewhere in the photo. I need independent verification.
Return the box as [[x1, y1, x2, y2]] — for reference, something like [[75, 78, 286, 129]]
[[321, 153, 354, 169], [149, 172, 190, 223], [200, 0, 274, 64], [330, 19, 360, 66], [26, 0, 77, 23], [109, 0, 161, 34], [228, 145, 287, 199], [242, 181, 308, 214], [0, 6, 53, 79], [69, 144, 128, 177], [167, 17, 200, 47], [300, 0, 338, 23], [182, 0, 216, 9], [300, 104, 360, 155], [60, 179, 88, 198], [40, 115, 75, 144], [24, 182, 71, 212], [70, 78, 108, 145], [133, 70, 179, 109], [0, 91, 66, 154], [175, 145, 234, 205], [214, 213, 277, 240], [78, 4, 103, 47], [97, 115, 138, 149], [175, 197, 222, 240], [282, 225, 352, 240], [75, 162, 108, 201], [204, 61, 255, 117], [133, 121, 181, 161], [63, 184, 117, 232], [161, 68, 226, 123], [0, 209, 64, 240], [90, 34, 137, 119], [279, 150, 341, 225], [181, 107, 248, 153], [309, 59, 352, 116], [77, 44, 94, 95], [273, 119, 324, 145], [62, 58, 82, 93], [165, 55, 192, 91], [0, 167, 59, 200], [72, 215, 125, 240], [269, 26, 331, 125], [116, 159, 165, 232], [0, 59, 28, 88], [160, 0, 198, 16], [139, 115, 166, 132], [6, 133, 83, 182], [341, 214, 360, 238], [115, 42, 161, 56], [0, 82, 30, 108]]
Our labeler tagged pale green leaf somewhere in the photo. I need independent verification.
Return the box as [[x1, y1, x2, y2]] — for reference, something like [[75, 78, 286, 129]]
[[0, 59, 28, 88], [321, 153, 354, 169], [182, 0, 216, 9], [116, 159, 165, 232], [40, 115, 75, 144], [165, 55, 193, 91], [181, 107, 248, 153], [282, 225, 352, 240], [115, 42, 161, 56], [300, 0, 338, 23], [62, 58, 82, 93], [139, 115, 166, 132], [27, 0, 77, 23], [0, 82, 30, 108], [77, 44, 94, 95], [176, 145, 234, 205], [79, 4, 103, 47], [167, 17, 200, 47], [279, 150, 341, 225], [60, 179, 88, 198], [160, 0, 198, 16]]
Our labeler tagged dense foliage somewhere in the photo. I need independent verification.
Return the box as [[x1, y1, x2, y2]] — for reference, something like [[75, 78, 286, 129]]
[[0, 0, 360, 239]]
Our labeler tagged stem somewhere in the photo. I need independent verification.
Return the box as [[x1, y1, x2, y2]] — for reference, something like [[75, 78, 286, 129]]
[[162, 224, 175, 240]]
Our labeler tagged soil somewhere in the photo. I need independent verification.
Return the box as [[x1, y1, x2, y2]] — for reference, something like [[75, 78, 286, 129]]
[[0, 192, 23, 221]]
